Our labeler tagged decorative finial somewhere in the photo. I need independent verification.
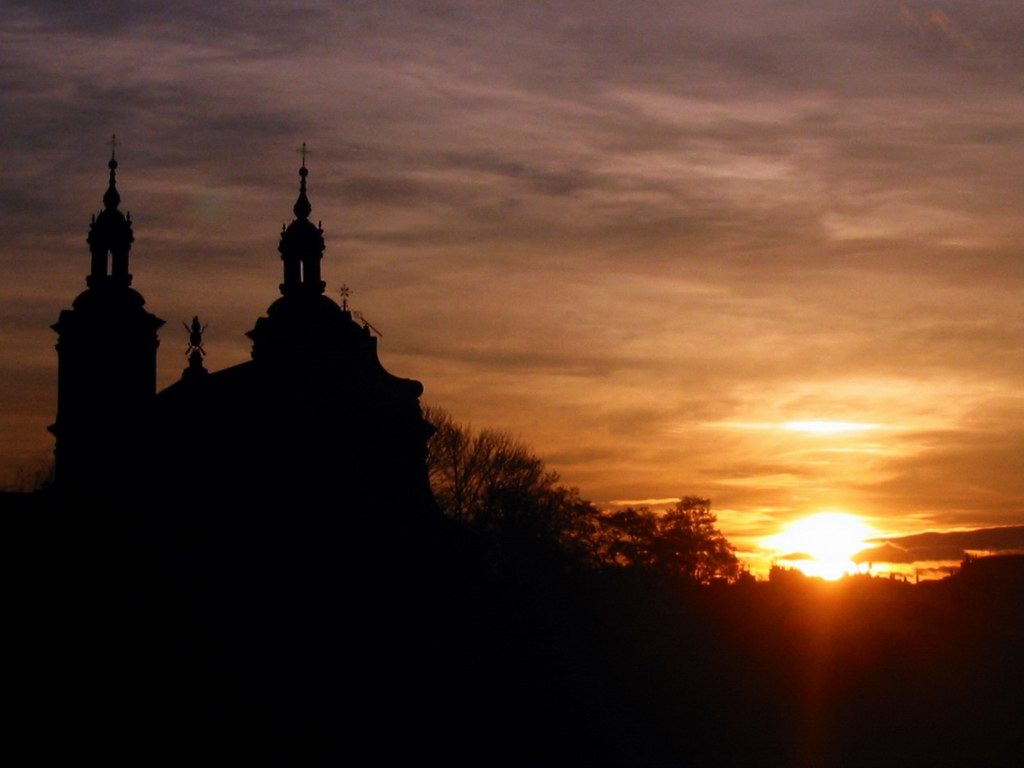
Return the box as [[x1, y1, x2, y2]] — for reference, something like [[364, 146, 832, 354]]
[[182, 315, 209, 380], [103, 135, 121, 210], [339, 284, 350, 311], [184, 316, 208, 358], [293, 142, 312, 220]]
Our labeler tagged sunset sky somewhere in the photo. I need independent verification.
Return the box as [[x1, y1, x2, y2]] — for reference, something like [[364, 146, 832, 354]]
[[3, 1, 1023, 572]]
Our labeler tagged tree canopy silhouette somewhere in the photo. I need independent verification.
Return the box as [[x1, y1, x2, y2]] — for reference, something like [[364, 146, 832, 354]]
[[595, 498, 739, 583], [425, 406, 738, 584], [425, 405, 599, 576]]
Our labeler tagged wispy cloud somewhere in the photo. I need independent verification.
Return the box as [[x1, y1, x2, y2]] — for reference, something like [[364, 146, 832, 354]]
[[899, 4, 978, 53], [2, 1, 1023, 549]]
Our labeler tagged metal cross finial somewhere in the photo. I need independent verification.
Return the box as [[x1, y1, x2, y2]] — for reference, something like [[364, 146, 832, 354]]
[[297, 142, 310, 168], [109, 133, 118, 161], [339, 284, 351, 310]]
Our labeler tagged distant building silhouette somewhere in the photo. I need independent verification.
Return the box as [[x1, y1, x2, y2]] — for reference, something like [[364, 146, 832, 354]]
[[52, 149, 436, 522]]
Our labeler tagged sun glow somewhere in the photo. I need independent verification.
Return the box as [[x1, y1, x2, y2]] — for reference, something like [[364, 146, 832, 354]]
[[782, 421, 880, 435], [765, 512, 877, 580]]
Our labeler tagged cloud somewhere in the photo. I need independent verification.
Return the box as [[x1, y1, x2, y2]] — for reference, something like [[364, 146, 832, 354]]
[[899, 4, 977, 53], [854, 525, 1024, 564], [2, 0, 1024, 540], [778, 552, 814, 562], [853, 541, 917, 564], [607, 497, 681, 508]]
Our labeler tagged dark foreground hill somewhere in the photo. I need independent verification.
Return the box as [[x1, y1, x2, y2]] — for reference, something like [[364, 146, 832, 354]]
[[8, 490, 1023, 767]]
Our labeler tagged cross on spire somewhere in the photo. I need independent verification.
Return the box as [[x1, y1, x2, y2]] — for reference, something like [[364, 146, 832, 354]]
[[339, 284, 351, 311], [103, 134, 121, 211], [297, 141, 310, 168]]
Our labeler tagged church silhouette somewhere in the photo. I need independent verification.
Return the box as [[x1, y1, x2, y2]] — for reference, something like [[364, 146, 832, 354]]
[[43, 148, 460, 763], [51, 147, 437, 521]]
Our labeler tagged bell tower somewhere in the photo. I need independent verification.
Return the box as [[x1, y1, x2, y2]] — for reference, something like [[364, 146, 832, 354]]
[[50, 140, 165, 495], [246, 152, 368, 366], [278, 145, 326, 298]]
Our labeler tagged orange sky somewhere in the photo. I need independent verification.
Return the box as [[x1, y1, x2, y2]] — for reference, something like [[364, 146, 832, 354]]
[[2, 2, 1024, 571]]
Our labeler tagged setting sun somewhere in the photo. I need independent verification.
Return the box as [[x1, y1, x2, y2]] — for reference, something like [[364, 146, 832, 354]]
[[765, 512, 876, 580]]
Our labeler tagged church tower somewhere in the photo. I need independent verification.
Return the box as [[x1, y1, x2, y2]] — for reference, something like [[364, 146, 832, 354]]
[[50, 144, 164, 495], [152, 154, 435, 519], [246, 147, 380, 371]]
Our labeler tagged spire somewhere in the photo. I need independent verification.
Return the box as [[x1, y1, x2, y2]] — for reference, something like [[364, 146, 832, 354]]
[[294, 142, 312, 220], [103, 134, 121, 211], [87, 135, 134, 288], [278, 144, 326, 297]]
